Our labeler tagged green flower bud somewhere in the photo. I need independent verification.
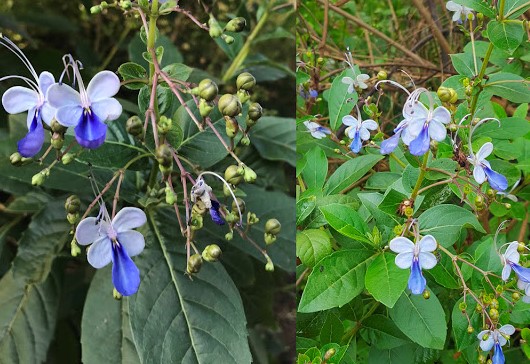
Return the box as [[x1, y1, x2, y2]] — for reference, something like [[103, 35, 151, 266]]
[[247, 212, 259, 225], [422, 290, 430, 299], [475, 304, 483, 313], [186, 254, 202, 274], [465, 85, 473, 96], [51, 133, 64, 149], [51, 119, 67, 134], [225, 231, 233, 241], [225, 116, 239, 138], [67, 212, 79, 225], [202, 244, 222, 262], [208, 14, 223, 38], [32, 170, 48, 186], [437, 86, 451, 102], [198, 78, 218, 101], [165, 188, 177, 205], [264, 233, 277, 245], [224, 212, 237, 223], [504, 203, 511, 210], [156, 144, 173, 167], [221, 34, 234, 44], [62, 153, 75, 165], [225, 165, 243, 185], [512, 292, 520, 301], [240, 135, 250, 146], [478, 354, 487, 364], [113, 288, 122, 300], [243, 166, 257, 183], [126, 115, 143, 137], [489, 308, 499, 320], [70, 237, 81, 257], [482, 333, 489, 341], [10, 152, 22, 166], [65, 195, 81, 214], [487, 189, 496, 198], [324, 348, 336, 360], [218, 94, 242, 117], [90, 5, 102, 14], [192, 200, 207, 215], [449, 88, 458, 103], [265, 218, 281, 235], [247, 102, 263, 125], [223, 183, 234, 197], [490, 298, 499, 309], [458, 301, 467, 312], [120, 0, 132, 10], [377, 70, 387, 80], [317, 57, 325, 65], [518, 242, 525, 252], [158, 115, 172, 135], [225, 17, 246, 32], [475, 195, 484, 207], [236, 89, 250, 104], [265, 257, 274, 272], [190, 214, 203, 230], [232, 198, 246, 215], [448, 123, 458, 132], [199, 98, 214, 117], [334, 148, 341, 154], [467, 326, 474, 334], [236, 72, 256, 91]]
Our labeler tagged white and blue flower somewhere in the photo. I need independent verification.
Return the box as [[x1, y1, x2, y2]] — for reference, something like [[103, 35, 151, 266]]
[[303, 121, 331, 139], [342, 50, 370, 92], [380, 101, 427, 155], [389, 235, 438, 295], [47, 55, 122, 149], [0, 35, 56, 157], [342, 113, 377, 154], [501, 241, 530, 283], [477, 324, 514, 364], [468, 142, 508, 191], [76, 206, 146, 296], [446, 1, 474, 22]]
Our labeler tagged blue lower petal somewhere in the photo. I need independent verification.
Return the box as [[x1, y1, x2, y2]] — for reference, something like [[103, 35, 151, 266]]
[[408, 259, 426, 294], [380, 132, 401, 155], [74, 108, 107, 149], [409, 125, 430, 156], [492, 343, 504, 364], [511, 262, 530, 283], [483, 166, 508, 191], [17, 111, 45, 157], [209, 200, 225, 225], [111, 242, 140, 296], [350, 131, 362, 153]]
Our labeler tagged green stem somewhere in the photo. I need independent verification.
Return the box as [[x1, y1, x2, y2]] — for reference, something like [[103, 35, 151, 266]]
[[469, 43, 493, 115], [222, 4, 271, 82], [410, 152, 429, 201], [498, 0, 507, 20], [147, 0, 161, 132]]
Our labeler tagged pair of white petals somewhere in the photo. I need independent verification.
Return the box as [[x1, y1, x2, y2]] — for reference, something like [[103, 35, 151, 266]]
[[342, 74, 370, 92], [342, 115, 377, 141], [477, 325, 515, 352], [446, 1, 474, 22], [389, 235, 438, 270]]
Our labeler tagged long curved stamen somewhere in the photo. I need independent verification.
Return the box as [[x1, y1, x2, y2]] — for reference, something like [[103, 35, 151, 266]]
[[344, 48, 359, 77], [374, 79, 411, 95], [468, 117, 500, 158], [400, 69, 416, 89], [197, 171, 243, 227], [0, 35, 40, 83], [0, 75, 39, 92], [59, 54, 90, 108], [451, 113, 471, 148]]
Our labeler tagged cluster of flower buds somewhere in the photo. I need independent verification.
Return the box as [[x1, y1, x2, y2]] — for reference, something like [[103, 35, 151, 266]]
[[264, 218, 281, 245], [208, 14, 246, 44], [65, 195, 81, 225], [186, 243, 222, 275], [192, 78, 218, 118]]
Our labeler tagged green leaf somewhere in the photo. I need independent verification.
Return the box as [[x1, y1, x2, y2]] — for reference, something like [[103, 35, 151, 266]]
[[487, 20, 524, 54], [320, 311, 344, 344], [250, 117, 296, 166], [484, 73, 530, 102], [298, 249, 375, 313], [118, 62, 148, 90], [319, 204, 369, 243], [324, 154, 383, 195], [503, 0, 530, 18], [450, 53, 481, 77], [301, 146, 328, 190], [129, 210, 252, 363], [328, 69, 357, 130], [367, 345, 415, 364], [473, 116, 530, 140], [162, 63, 193, 82], [296, 229, 332, 268], [418, 204, 485, 247], [425, 252, 460, 289], [0, 271, 60, 364], [81, 267, 140, 364], [365, 253, 409, 308], [362, 315, 411, 349], [451, 298, 481, 351], [390, 293, 447, 350], [12, 201, 70, 284], [296, 71, 310, 85], [297, 195, 317, 225]]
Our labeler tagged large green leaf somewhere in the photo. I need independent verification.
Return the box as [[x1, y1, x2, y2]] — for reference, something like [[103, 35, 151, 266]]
[[390, 293, 447, 350], [365, 253, 409, 308], [12, 201, 70, 284], [82, 267, 140, 364], [450, 52, 481, 78], [362, 315, 411, 350], [296, 229, 332, 268], [298, 249, 375, 313], [319, 204, 370, 243], [487, 20, 524, 54], [250, 116, 296, 166], [328, 69, 357, 131], [484, 73, 530, 103], [128, 209, 252, 363], [0, 270, 60, 364], [324, 154, 383, 195], [418, 204, 485, 247], [301, 146, 328, 190], [473, 116, 530, 140]]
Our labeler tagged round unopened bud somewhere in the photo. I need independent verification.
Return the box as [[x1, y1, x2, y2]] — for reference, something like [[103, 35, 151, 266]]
[[449, 88, 458, 103], [51, 119, 67, 134], [223, 183, 233, 197], [323, 348, 336, 360], [156, 144, 172, 167], [192, 200, 207, 215], [218, 94, 242, 117], [475, 304, 483, 313], [489, 308, 499, 320], [208, 14, 223, 38], [62, 153, 75, 165], [198, 78, 218, 101], [449, 123, 458, 132], [237, 89, 250, 104], [120, 0, 132, 10], [222, 34, 235, 44], [437, 86, 452, 102], [10, 152, 23, 166], [202, 244, 222, 262], [126, 116, 143, 137], [265, 218, 281, 235], [67, 212, 79, 225], [225, 116, 239, 138], [199, 98, 214, 117], [236, 72, 256, 91], [517, 242, 525, 252], [504, 203, 511, 210], [165, 188, 177, 205], [265, 260, 274, 272], [478, 354, 487, 364], [225, 17, 246, 32], [190, 214, 203, 230], [90, 5, 102, 14], [475, 195, 484, 207], [423, 290, 430, 299], [487, 189, 496, 198], [113, 288, 122, 300], [264, 233, 277, 245], [465, 85, 473, 96], [240, 135, 250, 146], [65, 195, 81, 214], [467, 326, 474, 334], [225, 231, 233, 241], [232, 198, 246, 215], [187, 254, 203, 274], [458, 301, 467, 312], [243, 166, 257, 183], [225, 165, 243, 185], [224, 212, 237, 223], [158, 115, 172, 135], [248, 102, 263, 124], [490, 298, 499, 309], [32, 171, 47, 186], [70, 238, 81, 257], [51, 133, 64, 149], [512, 292, 520, 301], [377, 70, 387, 80]]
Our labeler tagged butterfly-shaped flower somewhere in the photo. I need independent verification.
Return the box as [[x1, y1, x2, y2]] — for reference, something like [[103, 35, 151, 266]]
[[342, 114, 377, 153], [47, 55, 122, 149], [76, 206, 146, 296], [477, 324, 514, 364], [341, 50, 370, 92], [389, 235, 438, 294], [0, 35, 56, 157], [468, 142, 508, 191], [500, 241, 530, 283], [446, 1, 474, 22], [303, 121, 331, 139]]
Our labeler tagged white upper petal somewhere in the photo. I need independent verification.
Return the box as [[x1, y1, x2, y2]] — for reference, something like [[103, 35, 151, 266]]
[[86, 71, 120, 101], [473, 165, 486, 184], [428, 120, 447, 141], [47, 83, 81, 108], [395, 252, 414, 269], [2, 86, 38, 114], [112, 207, 147, 233], [362, 119, 378, 131], [476, 142, 493, 162], [389, 236, 415, 253], [432, 106, 451, 124], [90, 98, 122, 122], [499, 324, 515, 336], [55, 105, 84, 127], [446, 1, 461, 11], [502, 264, 512, 281], [311, 130, 327, 139], [76, 217, 106, 245], [419, 252, 437, 269], [342, 115, 358, 127], [479, 334, 495, 351], [505, 242, 520, 264], [117, 230, 145, 257], [87, 236, 112, 269], [405, 102, 428, 121], [38, 71, 55, 95], [497, 333, 507, 347], [359, 126, 370, 141], [40, 103, 56, 125], [419, 235, 437, 252]]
